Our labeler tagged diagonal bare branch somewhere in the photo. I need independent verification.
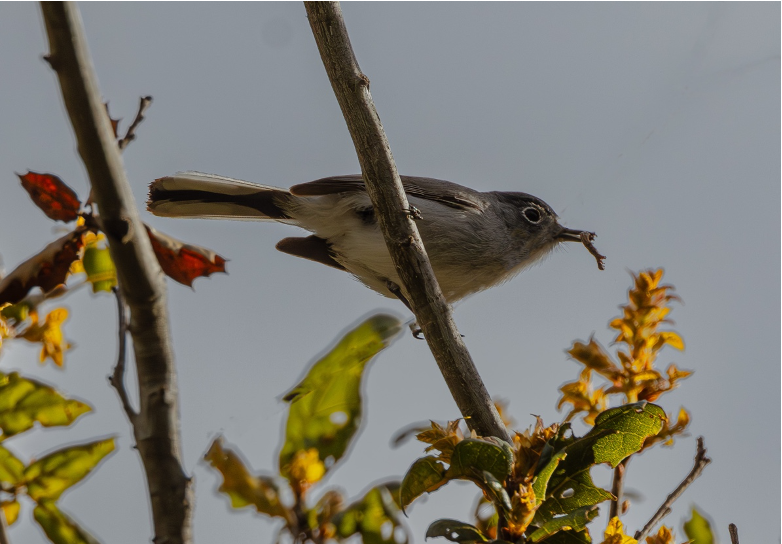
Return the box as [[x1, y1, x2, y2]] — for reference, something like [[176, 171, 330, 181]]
[[304, 1, 510, 443], [634, 437, 712, 541]]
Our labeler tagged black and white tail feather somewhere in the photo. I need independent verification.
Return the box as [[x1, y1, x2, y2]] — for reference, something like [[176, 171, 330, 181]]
[[148, 172, 292, 221]]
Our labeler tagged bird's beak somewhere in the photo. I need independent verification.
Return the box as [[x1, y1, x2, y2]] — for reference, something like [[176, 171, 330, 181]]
[[557, 226, 586, 242]]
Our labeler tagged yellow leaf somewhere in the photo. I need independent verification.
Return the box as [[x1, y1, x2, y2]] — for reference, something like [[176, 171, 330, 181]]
[[287, 448, 326, 487], [645, 525, 676, 544], [1, 500, 20, 526], [666, 364, 692, 382], [507, 483, 537, 537], [203, 437, 290, 518], [20, 308, 71, 367], [601, 517, 638, 544], [33, 500, 100, 544], [567, 339, 620, 378], [0, 372, 91, 438], [659, 332, 684, 351], [24, 438, 115, 501], [0, 445, 25, 485]]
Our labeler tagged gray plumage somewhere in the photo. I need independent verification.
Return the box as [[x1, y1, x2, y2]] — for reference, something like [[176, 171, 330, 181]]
[[148, 172, 596, 303]]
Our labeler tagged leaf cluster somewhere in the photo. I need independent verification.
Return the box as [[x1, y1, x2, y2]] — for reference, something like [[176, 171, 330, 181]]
[[399, 402, 665, 543], [558, 270, 692, 450], [203, 315, 409, 544], [0, 370, 114, 542]]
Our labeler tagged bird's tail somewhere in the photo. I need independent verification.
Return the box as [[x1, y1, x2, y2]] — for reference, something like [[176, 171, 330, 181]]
[[147, 171, 292, 220]]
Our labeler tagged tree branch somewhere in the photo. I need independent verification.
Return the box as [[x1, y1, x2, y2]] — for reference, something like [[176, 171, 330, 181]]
[[609, 457, 628, 519], [634, 437, 712, 541], [109, 286, 137, 422], [0, 506, 10, 544], [118, 95, 153, 151], [304, 1, 510, 443], [729, 523, 739, 544], [40, 3, 193, 543]]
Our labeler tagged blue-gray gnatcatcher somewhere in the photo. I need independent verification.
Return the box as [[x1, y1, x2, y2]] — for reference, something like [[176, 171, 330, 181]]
[[147, 172, 604, 307]]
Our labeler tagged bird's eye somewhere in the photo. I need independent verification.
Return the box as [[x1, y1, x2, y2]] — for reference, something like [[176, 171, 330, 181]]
[[523, 207, 542, 223]]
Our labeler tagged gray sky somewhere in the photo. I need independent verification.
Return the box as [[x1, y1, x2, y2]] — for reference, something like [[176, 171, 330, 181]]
[[0, 2, 779, 543]]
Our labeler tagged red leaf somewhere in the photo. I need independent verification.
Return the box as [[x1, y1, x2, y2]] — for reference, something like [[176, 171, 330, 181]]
[[18, 172, 81, 222], [0, 230, 84, 305], [145, 225, 227, 287]]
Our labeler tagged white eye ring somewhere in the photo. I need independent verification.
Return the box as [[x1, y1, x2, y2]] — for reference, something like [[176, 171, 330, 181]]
[[522, 206, 542, 224]]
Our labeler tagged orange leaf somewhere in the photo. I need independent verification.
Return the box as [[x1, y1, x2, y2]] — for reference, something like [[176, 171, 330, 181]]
[[0, 231, 84, 306], [659, 331, 684, 351], [145, 225, 227, 287], [568, 338, 620, 380], [17, 172, 81, 222], [20, 308, 71, 367]]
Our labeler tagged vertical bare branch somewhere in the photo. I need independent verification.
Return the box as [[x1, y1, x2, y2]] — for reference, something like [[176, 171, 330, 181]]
[[109, 286, 137, 421], [304, 1, 510, 443], [40, 3, 193, 543], [0, 509, 10, 544], [729, 523, 739, 544], [609, 458, 628, 519]]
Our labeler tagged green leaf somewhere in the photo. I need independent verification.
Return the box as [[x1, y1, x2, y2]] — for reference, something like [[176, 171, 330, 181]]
[[537, 402, 664, 520], [446, 439, 513, 482], [532, 451, 567, 507], [335, 484, 409, 544], [589, 402, 666, 467], [683, 507, 715, 544], [0, 445, 25, 485], [33, 500, 100, 544], [530, 528, 592, 544], [81, 245, 116, 293], [400, 456, 448, 511], [203, 437, 289, 518], [279, 315, 401, 481], [425, 519, 488, 542], [24, 438, 115, 501], [0, 301, 31, 323], [528, 505, 599, 542], [0, 372, 91, 438], [477, 470, 511, 514]]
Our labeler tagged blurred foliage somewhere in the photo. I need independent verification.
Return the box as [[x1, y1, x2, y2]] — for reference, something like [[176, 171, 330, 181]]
[[683, 508, 715, 544], [204, 315, 406, 544], [1, 151, 225, 542]]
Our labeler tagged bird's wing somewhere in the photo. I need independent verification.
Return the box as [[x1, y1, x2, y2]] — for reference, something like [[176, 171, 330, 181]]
[[290, 175, 486, 211]]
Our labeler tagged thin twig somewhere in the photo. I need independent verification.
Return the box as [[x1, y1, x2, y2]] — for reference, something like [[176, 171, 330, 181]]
[[109, 286, 137, 421], [728, 523, 739, 544], [634, 437, 712, 541], [609, 457, 629, 519], [118, 95, 153, 150]]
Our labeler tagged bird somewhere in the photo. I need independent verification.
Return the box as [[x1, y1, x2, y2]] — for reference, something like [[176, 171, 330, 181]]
[[147, 172, 603, 308]]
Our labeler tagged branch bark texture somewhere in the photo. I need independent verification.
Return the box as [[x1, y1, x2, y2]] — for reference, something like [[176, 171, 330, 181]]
[[304, 1, 510, 442], [40, 3, 193, 543]]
